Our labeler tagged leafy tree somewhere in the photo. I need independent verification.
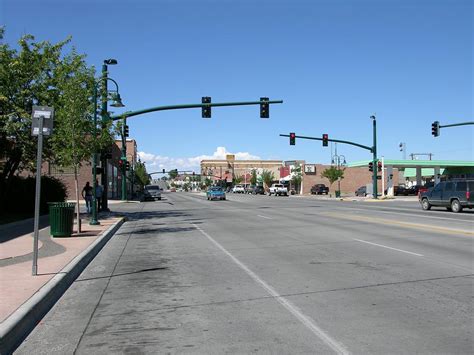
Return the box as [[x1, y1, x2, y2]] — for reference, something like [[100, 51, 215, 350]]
[[291, 163, 302, 194], [321, 166, 345, 187], [204, 178, 213, 187], [261, 169, 275, 189], [134, 160, 150, 187], [50, 50, 97, 232], [0, 30, 115, 215], [250, 169, 257, 185], [233, 176, 243, 184], [168, 169, 178, 180]]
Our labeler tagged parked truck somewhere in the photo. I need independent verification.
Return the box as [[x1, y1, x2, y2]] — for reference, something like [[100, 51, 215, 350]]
[[268, 184, 289, 196]]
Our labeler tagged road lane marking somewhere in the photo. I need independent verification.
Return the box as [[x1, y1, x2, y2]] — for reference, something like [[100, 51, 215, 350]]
[[257, 215, 273, 219], [192, 223, 349, 355], [322, 212, 474, 236], [353, 239, 424, 257]]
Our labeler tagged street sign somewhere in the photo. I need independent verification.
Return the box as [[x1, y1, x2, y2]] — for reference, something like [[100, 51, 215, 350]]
[[226, 154, 235, 162], [31, 106, 54, 136]]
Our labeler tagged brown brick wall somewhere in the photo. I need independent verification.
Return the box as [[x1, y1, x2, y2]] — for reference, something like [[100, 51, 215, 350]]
[[302, 164, 400, 195]]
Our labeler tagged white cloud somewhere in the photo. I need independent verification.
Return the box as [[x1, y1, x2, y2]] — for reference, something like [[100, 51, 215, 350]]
[[138, 147, 261, 174]]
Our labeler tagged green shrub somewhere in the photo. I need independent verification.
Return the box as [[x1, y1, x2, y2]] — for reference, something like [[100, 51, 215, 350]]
[[2, 176, 67, 214]]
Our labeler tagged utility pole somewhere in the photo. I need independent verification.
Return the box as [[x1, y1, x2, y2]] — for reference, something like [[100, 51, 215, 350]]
[[371, 115, 378, 199]]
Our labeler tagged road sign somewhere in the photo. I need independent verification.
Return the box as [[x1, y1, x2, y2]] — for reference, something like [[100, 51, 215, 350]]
[[226, 154, 235, 161], [31, 106, 54, 136]]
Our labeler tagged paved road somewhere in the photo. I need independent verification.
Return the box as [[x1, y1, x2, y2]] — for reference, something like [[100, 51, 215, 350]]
[[18, 192, 473, 354]]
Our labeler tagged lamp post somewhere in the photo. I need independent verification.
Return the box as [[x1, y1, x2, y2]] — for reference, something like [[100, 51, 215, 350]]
[[331, 147, 346, 197], [100, 59, 119, 212], [90, 74, 124, 225]]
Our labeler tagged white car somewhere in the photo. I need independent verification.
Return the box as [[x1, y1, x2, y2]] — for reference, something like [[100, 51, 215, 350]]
[[232, 185, 245, 193], [268, 184, 289, 196]]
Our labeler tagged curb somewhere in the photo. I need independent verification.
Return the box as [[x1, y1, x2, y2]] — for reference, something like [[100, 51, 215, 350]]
[[0, 217, 125, 355]]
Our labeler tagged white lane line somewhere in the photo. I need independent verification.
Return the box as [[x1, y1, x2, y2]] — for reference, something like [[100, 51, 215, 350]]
[[353, 239, 424, 257], [192, 223, 349, 355], [257, 215, 273, 220]]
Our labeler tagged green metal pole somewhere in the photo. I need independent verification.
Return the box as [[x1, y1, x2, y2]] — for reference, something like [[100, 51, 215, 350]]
[[121, 118, 127, 201], [372, 115, 378, 199], [90, 85, 99, 225], [100, 63, 110, 211]]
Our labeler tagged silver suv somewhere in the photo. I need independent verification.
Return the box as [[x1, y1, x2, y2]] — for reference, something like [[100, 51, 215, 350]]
[[144, 185, 162, 201]]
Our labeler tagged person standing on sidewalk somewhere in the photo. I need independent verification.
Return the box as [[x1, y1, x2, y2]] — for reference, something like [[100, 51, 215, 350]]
[[95, 179, 103, 212], [81, 182, 93, 214]]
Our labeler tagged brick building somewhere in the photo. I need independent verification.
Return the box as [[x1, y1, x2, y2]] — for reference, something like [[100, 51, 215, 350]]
[[37, 139, 138, 199], [200, 160, 283, 184]]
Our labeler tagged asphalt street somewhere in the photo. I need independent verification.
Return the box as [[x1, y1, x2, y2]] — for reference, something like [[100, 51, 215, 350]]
[[17, 192, 473, 354]]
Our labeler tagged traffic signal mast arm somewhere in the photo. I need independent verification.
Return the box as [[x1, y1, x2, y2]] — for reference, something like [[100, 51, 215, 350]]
[[110, 100, 284, 121], [439, 121, 474, 129], [279, 134, 373, 152]]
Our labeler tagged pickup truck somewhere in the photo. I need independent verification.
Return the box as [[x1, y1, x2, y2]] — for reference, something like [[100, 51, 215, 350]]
[[268, 184, 289, 196], [310, 184, 329, 195]]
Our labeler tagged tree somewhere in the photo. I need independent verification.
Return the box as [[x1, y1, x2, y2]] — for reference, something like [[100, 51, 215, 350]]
[[168, 169, 178, 180], [261, 169, 275, 189], [250, 169, 257, 185], [204, 178, 213, 187], [321, 166, 345, 187], [233, 176, 243, 185], [291, 163, 302, 194], [0, 30, 116, 215], [50, 50, 97, 232], [134, 161, 150, 187]]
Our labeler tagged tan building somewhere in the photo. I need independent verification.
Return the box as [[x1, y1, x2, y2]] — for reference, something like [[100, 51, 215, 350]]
[[201, 160, 283, 184]]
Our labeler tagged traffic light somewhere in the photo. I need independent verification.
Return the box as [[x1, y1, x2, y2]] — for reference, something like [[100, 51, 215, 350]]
[[377, 161, 382, 172], [260, 97, 269, 118], [289, 132, 296, 145], [368, 162, 373, 172], [118, 160, 124, 169], [431, 121, 440, 137], [192, 172, 195, 176], [162, 168, 165, 173], [125, 161, 130, 171], [322, 134, 328, 147], [123, 125, 129, 138], [202, 97, 211, 118]]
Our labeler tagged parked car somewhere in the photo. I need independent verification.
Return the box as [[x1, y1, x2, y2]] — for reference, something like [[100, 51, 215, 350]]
[[393, 185, 408, 196], [252, 185, 265, 195], [143, 185, 162, 201], [268, 184, 288, 196], [245, 185, 255, 194], [207, 187, 226, 201], [310, 184, 329, 195], [355, 186, 367, 197], [419, 179, 473, 212], [417, 182, 435, 197], [232, 185, 245, 193], [170, 187, 176, 192]]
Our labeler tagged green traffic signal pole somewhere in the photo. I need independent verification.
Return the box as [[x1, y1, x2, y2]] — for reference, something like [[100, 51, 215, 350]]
[[280, 114, 379, 198], [439, 121, 474, 130], [371, 115, 378, 199], [109, 100, 283, 121], [121, 117, 127, 200]]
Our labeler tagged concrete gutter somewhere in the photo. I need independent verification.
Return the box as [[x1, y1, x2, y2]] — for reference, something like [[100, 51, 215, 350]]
[[0, 217, 125, 355]]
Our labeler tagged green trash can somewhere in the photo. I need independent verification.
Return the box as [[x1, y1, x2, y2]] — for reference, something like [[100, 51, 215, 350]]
[[49, 202, 76, 237], [335, 190, 341, 198]]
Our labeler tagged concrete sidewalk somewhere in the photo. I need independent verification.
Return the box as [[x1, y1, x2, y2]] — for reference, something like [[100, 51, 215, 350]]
[[0, 213, 125, 354]]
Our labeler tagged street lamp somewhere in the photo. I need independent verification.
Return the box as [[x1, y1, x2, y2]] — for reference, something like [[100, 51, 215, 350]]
[[90, 75, 124, 225], [331, 143, 346, 197], [100, 59, 119, 212]]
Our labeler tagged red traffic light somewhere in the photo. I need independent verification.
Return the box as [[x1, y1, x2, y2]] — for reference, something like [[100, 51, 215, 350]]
[[289, 132, 296, 145], [322, 134, 328, 147]]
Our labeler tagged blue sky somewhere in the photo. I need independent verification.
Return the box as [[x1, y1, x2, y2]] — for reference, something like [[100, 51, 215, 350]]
[[2, 0, 472, 173]]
